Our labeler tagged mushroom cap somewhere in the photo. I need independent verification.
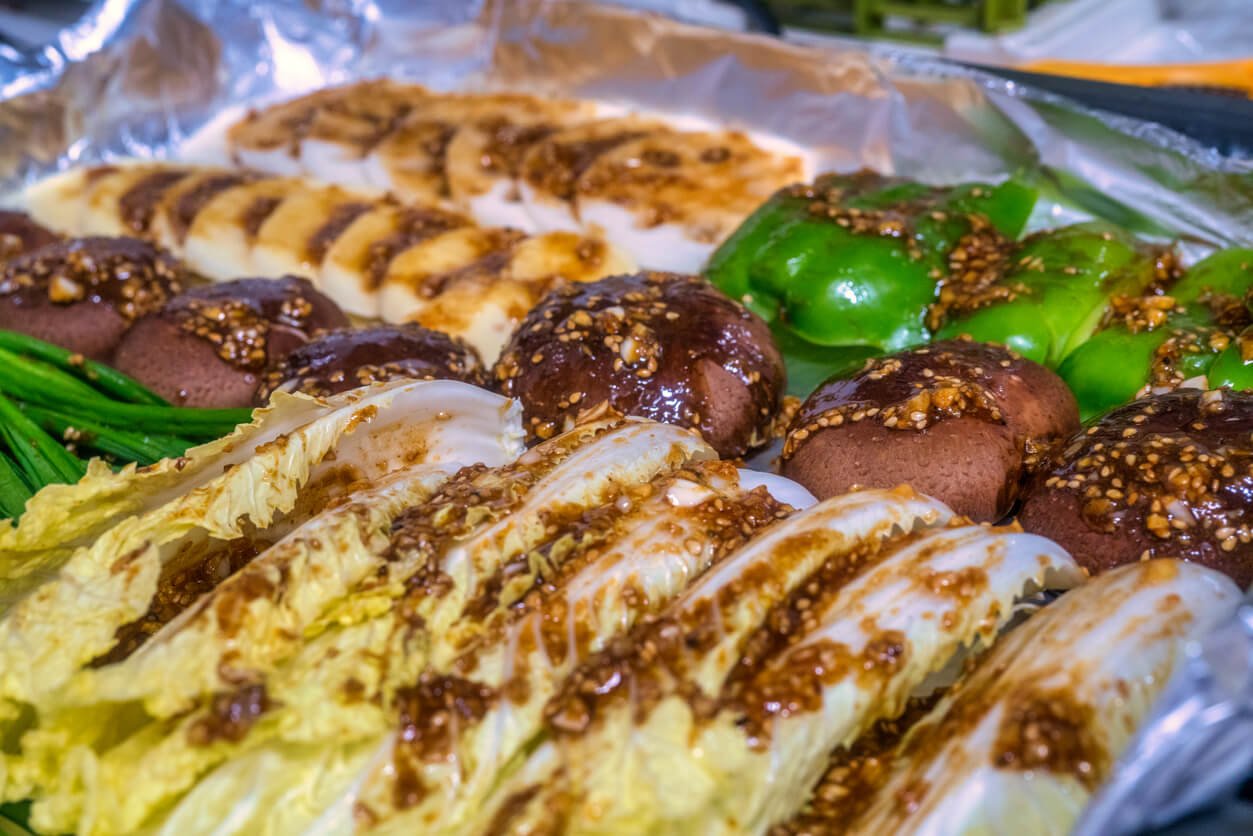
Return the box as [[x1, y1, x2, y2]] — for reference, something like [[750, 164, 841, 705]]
[[112, 276, 348, 408], [257, 323, 485, 403], [0, 236, 184, 360], [782, 339, 1079, 521], [786, 417, 1020, 521], [494, 271, 785, 457], [1018, 388, 1253, 587], [0, 211, 59, 262]]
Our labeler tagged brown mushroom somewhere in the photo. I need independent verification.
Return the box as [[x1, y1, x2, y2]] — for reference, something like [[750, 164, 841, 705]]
[[256, 323, 485, 404], [0, 236, 184, 360], [781, 339, 1079, 522], [112, 276, 349, 408], [0, 211, 58, 262], [1018, 388, 1253, 587], [494, 271, 784, 457]]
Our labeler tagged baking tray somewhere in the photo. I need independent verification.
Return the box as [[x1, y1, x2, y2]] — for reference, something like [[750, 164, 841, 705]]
[[0, 1, 1249, 832]]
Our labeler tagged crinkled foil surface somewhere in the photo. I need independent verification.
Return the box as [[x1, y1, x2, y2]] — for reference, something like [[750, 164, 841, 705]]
[[0, 1, 1250, 831]]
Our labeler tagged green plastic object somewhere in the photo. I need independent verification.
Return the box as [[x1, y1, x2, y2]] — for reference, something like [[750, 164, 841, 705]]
[[768, 0, 1054, 42]]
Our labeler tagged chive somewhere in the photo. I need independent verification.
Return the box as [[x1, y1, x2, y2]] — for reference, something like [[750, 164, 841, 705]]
[[0, 392, 86, 486], [0, 814, 33, 836], [0, 812, 33, 836], [0, 330, 168, 405], [62, 402, 254, 437], [0, 347, 111, 405], [0, 367, 250, 436], [20, 405, 191, 465], [0, 450, 32, 520]]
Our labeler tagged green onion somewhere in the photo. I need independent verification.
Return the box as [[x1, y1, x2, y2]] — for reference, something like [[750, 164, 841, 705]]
[[61, 401, 253, 437], [0, 450, 33, 520], [0, 815, 32, 836], [0, 366, 250, 437], [20, 405, 191, 466], [0, 333, 252, 492], [0, 392, 86, 487], [0, 346, 111, 405], [0, 330, 169, 405], [0, 807, 33, 836]]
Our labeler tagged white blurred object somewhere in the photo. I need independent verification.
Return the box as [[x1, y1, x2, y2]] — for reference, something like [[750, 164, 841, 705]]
[[946, 0, 1253, 67], [599, 0, 748, 30], [786, 0, 1253, 69], [0, 1, 88, 49]]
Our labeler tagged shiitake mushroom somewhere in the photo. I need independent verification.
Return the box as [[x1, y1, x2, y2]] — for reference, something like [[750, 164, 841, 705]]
[[112, 276, 348, 408], [256, 323, 485, 403], [494, 271, 785, 458], [1019, 388, 1253, 587], [0, 236, 184, 360], [781, 339, 1078, 522], [0, 211, 58, 262]]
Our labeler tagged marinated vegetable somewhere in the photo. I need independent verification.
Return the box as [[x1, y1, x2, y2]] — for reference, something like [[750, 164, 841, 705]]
[[257, 323, 485, 402], [1058, 248, 1253, 418], [112, 276, 349, 408], [495, 271, 786, 458], [706, 170, 1038, 352], [782, 339, 1078, 521], [933, 221, 1171, 366], [0, 236, 185, 360], [1019, 387, 1253, 587], [817, 559, 1240, 836]]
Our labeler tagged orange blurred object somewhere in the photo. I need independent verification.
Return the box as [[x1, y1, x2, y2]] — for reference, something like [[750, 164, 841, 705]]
[[1021, 58, 1253, 97]]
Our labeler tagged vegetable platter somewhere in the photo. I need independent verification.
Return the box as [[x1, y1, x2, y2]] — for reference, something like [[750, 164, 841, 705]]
[[0, 1, 1248, 835]]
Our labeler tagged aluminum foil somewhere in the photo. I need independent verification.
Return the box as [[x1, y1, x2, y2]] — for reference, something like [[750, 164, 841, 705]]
[[0, 0, 1250, 831], [1075, 592, 1253, 836]]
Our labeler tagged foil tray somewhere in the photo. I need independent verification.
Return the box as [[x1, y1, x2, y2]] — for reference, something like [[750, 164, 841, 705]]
[[0, 1, 1249, 832]]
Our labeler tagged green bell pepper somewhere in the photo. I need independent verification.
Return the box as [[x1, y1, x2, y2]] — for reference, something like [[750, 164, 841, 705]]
[[1058, 248, 1253, 419], [1209, 325, 1253, 390], [935, 222, 1168, 367], [768, 324, 879, 398], [706, 170, 1038, 352]]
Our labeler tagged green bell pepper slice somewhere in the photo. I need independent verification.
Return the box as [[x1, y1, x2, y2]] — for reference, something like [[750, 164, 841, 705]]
[[1058, 247, 1253, 419], [935, 222, 1166, 367], [768, 324, 879, 399], [1209, 325, 1253, 390], [706, 171, 1038, 352]]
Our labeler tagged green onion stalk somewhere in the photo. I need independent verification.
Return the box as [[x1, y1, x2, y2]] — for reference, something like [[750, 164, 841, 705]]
[[0, 330, 254, 519]]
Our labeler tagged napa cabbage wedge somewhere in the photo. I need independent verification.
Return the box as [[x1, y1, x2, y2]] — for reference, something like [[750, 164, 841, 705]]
[[23, 420, 711, 836], [498, 516, 1083, 835], [316, 463, 790, 834], [60, 463, 451, 715], [0, 379, 519, 586], [138, 460, 788, 836], [47, 380, 530, 722], [837, 559, 1240, 836], [0, 381, 523, 719], [1, 380, 524, 818], [467, 487, 956, 833]]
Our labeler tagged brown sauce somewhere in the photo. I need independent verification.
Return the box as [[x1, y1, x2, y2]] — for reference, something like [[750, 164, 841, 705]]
[[306, 202, 372, 264], [990, 687, 1107, 790], [118, 169, 190, 235], [186, 682, 272, 746], [240, 195, 284, 239], [391, 672, 498, 808], [524, 130, 650, 201], [91, 535, 271, 667], [168, 173, 254, 242], [365, 207, 468, 288]]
